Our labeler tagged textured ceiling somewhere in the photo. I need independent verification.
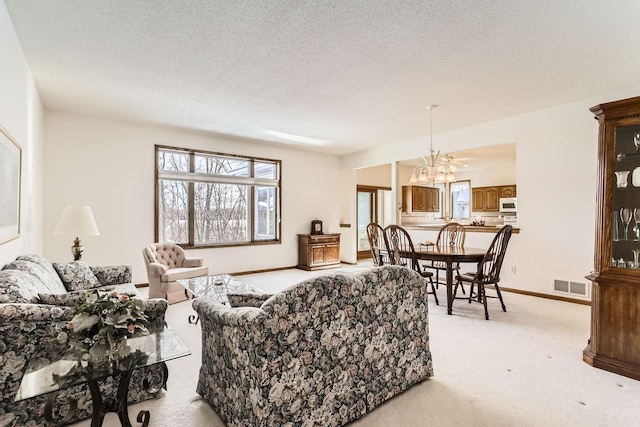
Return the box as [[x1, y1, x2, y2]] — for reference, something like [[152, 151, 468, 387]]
[[5, 0, 640, 155]]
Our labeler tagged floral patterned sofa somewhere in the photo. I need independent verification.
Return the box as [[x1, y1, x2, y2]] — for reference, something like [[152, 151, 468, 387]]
[[193, 265, 433, 427], [0, 254, 168, 427]]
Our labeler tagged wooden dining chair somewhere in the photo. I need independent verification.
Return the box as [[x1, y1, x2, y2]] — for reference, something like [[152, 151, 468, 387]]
[[366, 222, 392, 266], [384, 225, 439, 305], [455, 225, 513, 320], [425, 222, 466, 294]]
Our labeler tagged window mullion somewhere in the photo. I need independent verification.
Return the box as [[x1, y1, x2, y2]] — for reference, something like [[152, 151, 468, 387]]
[[158, 170, 277, 187], [249, 159, 255, 242], [188, 152, 195, 246]]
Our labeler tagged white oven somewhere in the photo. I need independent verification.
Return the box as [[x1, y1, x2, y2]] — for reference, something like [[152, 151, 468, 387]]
[[499, 197, 517, 214]]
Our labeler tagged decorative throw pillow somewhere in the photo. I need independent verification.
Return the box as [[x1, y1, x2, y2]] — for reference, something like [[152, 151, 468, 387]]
[[52, 261, 101, 291], [38, 290, 95, 306], [227, 292, 273, 308]]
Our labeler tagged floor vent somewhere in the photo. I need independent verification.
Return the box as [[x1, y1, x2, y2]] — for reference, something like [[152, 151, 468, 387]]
[[554, 279, 589, 297]]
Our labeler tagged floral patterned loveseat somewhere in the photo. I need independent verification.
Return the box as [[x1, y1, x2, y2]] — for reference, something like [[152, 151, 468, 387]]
[[0, 254, 168, 427], [193, 265, 433, 427]]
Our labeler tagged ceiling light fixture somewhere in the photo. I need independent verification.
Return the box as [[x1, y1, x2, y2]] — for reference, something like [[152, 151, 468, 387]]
[[435, 155, 457, 183], [408, 105, 455, 184]]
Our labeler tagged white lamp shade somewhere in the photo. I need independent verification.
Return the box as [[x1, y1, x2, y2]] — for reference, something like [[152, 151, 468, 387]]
[[54, 205, 100, 236]]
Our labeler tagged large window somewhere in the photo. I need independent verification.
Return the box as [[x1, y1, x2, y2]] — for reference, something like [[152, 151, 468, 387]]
[[155, 146, 281, 247]]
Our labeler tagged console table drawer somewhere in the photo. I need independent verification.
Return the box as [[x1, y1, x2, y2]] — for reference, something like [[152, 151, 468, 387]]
[[307, 235, 340, 244]]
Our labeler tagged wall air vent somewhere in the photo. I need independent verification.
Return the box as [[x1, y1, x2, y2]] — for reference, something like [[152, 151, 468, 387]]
[[553, 280, 569, 293], [569, 281, 588, 296], [553, 279, 589, 298]]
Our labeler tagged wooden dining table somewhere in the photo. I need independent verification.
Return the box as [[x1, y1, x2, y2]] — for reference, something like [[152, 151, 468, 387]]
[[414, 245, 487, 315]]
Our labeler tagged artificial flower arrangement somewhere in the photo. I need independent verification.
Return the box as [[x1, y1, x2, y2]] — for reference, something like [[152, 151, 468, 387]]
[[55, 290, 150, 370]]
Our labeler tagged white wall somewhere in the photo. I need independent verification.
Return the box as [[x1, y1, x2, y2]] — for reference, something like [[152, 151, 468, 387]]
[[0, 4, 44, 266], [336, 169, 357, 263], [341, 89, 640, 298], [43, 112, 342, 284], [454, 165, 516, 188], [356, 164, 391, 187]]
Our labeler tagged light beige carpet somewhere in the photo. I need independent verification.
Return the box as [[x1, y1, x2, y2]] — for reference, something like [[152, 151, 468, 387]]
[[69, 266, 640, 427]]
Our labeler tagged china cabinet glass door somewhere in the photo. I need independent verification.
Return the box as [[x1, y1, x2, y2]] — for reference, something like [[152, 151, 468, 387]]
[[611, 125, 640, 269]]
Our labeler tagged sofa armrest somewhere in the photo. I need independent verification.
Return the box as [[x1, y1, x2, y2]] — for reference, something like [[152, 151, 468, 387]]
[[227, 292, 274, 308], [90, 265, 132, 286], [183, 258, 203, 268], [0, 302, 73, 323], [192, 298, 265, 326], [0, 303, 74, 371], [146, 262, 168, 278]]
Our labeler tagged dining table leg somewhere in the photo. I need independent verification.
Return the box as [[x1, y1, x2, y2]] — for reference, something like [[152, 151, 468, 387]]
[[446, 259, 454, 315]]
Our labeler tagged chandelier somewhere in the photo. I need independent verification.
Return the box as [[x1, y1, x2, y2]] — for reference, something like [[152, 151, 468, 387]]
[[408, 105, 456, 184], [435, 155, 456, 183]]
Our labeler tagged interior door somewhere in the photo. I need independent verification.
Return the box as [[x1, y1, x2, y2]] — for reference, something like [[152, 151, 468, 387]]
[[357, 187, 377, 259], [357, 186, 391, 259]]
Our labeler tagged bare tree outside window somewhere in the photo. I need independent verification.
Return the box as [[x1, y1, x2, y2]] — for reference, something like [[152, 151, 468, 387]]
[[158, 150, 190, 242], [155, 146, 280, 247], [195, 182, 248, 243]]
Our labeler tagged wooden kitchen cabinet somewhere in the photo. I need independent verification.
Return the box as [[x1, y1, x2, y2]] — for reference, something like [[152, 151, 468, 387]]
[[583, 95, 640, 381], [297, 233, 341, 270], [472, 188, 486, 211], [402, 186, 440, 212], [426, 187, 440, 211], [499, 185, 517, 198], [472, 185, 515, 211], [472, 186, 499, 211], [485, 187, 499, 211]]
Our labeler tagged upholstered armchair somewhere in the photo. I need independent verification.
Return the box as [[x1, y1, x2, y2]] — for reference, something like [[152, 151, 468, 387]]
[[142, 243, 208, 299]]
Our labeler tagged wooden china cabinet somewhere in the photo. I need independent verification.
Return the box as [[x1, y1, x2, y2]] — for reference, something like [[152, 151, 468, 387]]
[[584, 95, 640, 381]]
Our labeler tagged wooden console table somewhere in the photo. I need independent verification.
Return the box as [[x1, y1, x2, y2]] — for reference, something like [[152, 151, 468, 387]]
[[297, 233, 341, 270]]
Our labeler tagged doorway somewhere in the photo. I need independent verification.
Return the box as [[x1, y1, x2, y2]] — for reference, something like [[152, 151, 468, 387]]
[[357, 185, 392, 259]]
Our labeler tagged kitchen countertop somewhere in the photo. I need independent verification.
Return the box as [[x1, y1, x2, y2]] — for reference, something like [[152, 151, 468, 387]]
[[403, 224, 520, 234]]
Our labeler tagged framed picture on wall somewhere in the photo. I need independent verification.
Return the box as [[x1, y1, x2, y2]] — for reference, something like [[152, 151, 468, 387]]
[[0, 125, 21, 244]]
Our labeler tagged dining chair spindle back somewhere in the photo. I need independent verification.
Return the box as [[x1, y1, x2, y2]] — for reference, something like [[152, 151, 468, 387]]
[[366, 222, 392, 266], [427, 222, 467, 293], [456, 225, 513, 320], [384, 225, 439, 305]]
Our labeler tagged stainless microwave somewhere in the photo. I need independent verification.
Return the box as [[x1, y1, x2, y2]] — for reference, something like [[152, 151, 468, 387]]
[[499, 197, 517, 213]]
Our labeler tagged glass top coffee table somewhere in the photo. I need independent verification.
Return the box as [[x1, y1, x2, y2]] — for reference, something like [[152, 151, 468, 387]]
[[15, 324, 190, 427], [177, 274, 264, 324]]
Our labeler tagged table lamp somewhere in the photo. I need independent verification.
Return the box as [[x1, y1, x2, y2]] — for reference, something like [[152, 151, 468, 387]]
[[53, 205, 100, 261]]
